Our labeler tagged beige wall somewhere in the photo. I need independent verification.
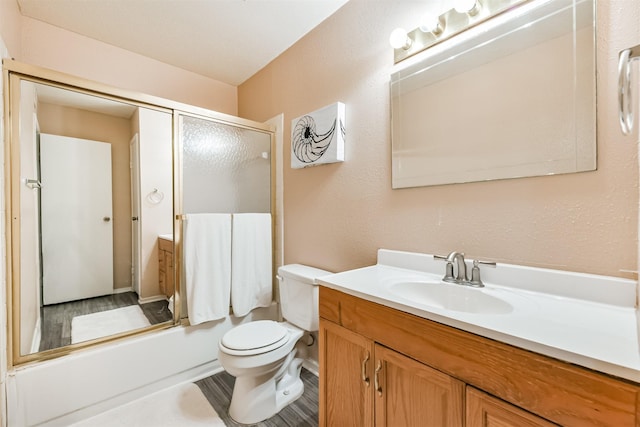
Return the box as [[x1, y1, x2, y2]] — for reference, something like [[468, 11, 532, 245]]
[[37, 102, 134, 290], [0, 1, 236, 115], [14, 15, 237, 115], [239, 0, 640, 279], [0, 0, 21, 57], [137, 108, 173, 300]]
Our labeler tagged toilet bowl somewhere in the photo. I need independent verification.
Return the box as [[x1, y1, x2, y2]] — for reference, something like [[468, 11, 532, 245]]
[[218, 264, 331, 424], [218, 320, 305, 423]]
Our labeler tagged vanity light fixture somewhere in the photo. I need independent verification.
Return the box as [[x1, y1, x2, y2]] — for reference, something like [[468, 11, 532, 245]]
[[389, 28, 413, 50], [419, 13, 444, 36], [390, 0, 527, 64], [454, 0, 482, 16]]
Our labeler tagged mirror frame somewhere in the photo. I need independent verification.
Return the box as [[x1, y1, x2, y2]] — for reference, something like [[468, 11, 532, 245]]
[[3, 59, 276, 366]]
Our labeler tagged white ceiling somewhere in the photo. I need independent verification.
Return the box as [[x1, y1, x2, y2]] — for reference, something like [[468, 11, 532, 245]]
[[16, 0, 349, 86]]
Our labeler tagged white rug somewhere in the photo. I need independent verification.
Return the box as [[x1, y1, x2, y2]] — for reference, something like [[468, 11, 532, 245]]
[[70, 383, 225, 427], [71, 305, 151, 344]]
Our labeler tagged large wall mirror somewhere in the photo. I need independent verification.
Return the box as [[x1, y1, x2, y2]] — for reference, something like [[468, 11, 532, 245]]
[[7, 67, 175, 363], [5, 60, 276, 366], [391, 0, 596, 188]]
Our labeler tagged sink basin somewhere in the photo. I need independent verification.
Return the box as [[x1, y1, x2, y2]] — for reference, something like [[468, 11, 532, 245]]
[[389, 281, 513, 314]]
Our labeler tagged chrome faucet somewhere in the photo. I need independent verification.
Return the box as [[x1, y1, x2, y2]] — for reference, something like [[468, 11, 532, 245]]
[[433, 251, 496, 287], [433, 251, 468, 284], [445, 251, 467, 283]]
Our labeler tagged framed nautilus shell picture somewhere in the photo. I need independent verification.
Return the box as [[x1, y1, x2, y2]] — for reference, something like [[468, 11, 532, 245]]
[[291, 102, 345, 168]]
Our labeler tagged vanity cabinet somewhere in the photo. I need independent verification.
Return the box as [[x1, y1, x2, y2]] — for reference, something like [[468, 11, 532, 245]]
[[319, 287, 640, 427], [320, 320, 374, 426], [158, 237, 174, 297], [373, 343, 464, 426], [319, 320, 464, 426]]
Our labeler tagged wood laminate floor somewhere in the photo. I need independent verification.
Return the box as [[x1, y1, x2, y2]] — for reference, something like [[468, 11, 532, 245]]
[[39, 292, 172, 352], [196, 368, 319, 427]]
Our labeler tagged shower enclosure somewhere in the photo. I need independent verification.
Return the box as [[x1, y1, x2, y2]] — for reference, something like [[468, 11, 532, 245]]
[[5, 59, 276, 371]]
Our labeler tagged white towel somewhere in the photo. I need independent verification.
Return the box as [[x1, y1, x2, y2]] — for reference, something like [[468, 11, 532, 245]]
[[184, 213, 232, 325], [231, 213, 273, 316]]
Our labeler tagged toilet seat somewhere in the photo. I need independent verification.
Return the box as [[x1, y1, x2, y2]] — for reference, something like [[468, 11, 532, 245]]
[[221, 320, 290, 356]]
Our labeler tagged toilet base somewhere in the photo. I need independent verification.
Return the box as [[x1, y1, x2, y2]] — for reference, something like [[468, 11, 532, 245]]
[[229, 354, 305, 424]]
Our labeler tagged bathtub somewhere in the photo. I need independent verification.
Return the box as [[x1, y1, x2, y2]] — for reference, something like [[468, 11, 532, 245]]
[[6, 305, 278, 427]]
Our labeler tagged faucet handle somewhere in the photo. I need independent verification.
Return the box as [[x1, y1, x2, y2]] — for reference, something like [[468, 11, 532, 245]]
[[469, 259, 496, 287], [433, 252, 465, 262], [474, 259, 496, 267]]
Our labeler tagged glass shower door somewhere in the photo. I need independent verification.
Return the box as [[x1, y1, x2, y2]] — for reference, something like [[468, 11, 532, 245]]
[[177, 113, 273, 319]]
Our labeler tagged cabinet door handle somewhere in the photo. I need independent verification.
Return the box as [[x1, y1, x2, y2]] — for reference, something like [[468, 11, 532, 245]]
[[374, 360, 383, 396], [361, 352, 370, 386]]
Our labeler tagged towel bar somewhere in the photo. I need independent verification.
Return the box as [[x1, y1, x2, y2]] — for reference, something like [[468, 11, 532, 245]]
[[618, 43, 640, 135]]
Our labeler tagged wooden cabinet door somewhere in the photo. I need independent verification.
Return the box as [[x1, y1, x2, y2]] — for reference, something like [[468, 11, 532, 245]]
[[374, 344, 464, 427], [467, 387, 558, 427], [319, 319, 375, 427]]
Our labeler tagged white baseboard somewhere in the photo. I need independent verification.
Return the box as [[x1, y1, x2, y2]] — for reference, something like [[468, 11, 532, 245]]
[[302, 358, 319, 376], [113, 287, 133, 294]]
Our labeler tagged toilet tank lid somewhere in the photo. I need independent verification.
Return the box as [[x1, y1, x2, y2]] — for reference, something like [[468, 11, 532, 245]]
[[277, 264, 333, 285]]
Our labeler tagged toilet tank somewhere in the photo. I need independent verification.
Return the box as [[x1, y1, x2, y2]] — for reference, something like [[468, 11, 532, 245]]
[[277, 264, 332, 332]]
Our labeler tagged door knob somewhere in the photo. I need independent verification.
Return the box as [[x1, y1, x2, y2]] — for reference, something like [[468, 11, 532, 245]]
[[103, 217, 111, 222]]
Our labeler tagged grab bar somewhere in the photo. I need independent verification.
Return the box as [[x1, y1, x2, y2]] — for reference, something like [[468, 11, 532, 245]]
[[618, 44, 640, 135]]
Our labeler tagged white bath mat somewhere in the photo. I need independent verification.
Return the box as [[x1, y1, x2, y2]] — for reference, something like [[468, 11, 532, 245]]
[[71, 305, 151, 344], [70, 383, 225, 427]]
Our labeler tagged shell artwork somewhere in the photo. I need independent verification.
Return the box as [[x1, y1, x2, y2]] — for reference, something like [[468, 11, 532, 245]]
[[291, 115, 336, 164], [290, 102, 345, 168]]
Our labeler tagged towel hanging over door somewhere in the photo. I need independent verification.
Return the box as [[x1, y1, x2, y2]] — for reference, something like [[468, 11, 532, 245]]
[[231, 213, 273, 316], [184, 213, 232, 325]]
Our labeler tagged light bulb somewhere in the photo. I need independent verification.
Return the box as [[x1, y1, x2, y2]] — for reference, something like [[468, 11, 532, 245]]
[[419, 13, 443, 35], [389, 28, 412, 50], [454, 0, 481, 15]]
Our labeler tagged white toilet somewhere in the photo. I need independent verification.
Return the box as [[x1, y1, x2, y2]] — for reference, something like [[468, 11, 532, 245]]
[[218, 264, 331, 424]]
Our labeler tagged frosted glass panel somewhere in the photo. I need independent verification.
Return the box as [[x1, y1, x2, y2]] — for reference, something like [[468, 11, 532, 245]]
[[180, 115, 271, 213]]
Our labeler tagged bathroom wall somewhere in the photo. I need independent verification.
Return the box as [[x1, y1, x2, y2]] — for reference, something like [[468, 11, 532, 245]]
[[0, 7, 13, 425], [238, 0, 640, 280], [17, 16, 238, 115], [37, 102, 134, 290], [0, 0, 20, 57], [137, 108, 173, 300]]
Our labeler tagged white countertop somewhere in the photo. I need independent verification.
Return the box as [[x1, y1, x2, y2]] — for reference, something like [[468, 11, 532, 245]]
[[317, 249, 640, 383]]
